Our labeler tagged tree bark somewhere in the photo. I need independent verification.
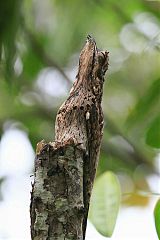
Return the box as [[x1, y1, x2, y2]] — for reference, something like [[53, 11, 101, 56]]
[[30, 35, 109, 240]]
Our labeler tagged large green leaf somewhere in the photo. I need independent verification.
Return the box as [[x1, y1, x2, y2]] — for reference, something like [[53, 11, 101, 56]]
[[146, 115, 160, 149], [89, 171, 121, 237], [154, 199, 160, 239]]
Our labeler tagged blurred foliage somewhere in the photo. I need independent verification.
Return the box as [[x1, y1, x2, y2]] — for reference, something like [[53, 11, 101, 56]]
[[0, 0, 160, 236]]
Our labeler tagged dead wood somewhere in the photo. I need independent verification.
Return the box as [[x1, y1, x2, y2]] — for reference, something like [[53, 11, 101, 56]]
[[30, 35, 109, 240]]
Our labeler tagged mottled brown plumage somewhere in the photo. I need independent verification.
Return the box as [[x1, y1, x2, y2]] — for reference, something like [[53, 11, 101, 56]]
[[55, 35, 109, 238]]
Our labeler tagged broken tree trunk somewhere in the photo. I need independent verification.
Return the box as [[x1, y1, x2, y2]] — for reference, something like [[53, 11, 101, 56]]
[[30, 35, 109, 240]]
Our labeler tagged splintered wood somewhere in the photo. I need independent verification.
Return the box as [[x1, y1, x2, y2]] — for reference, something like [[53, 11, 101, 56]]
[[30, 36, 109, 240]]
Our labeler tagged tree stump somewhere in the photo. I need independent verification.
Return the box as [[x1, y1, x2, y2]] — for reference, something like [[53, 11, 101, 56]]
[[30, 35, 109, 240]]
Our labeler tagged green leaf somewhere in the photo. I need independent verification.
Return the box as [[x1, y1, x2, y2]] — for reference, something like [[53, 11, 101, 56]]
[[146, 115, 160, 149], [154, 199, 160, 239], [89, 171, 121, 237]]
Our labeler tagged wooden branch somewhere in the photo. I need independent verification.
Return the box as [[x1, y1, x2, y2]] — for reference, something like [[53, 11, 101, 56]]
[[30, 36, 109, 240]]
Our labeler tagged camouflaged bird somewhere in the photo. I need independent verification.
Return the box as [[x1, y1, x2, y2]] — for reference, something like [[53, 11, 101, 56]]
[[55, 35, 109, 238]]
